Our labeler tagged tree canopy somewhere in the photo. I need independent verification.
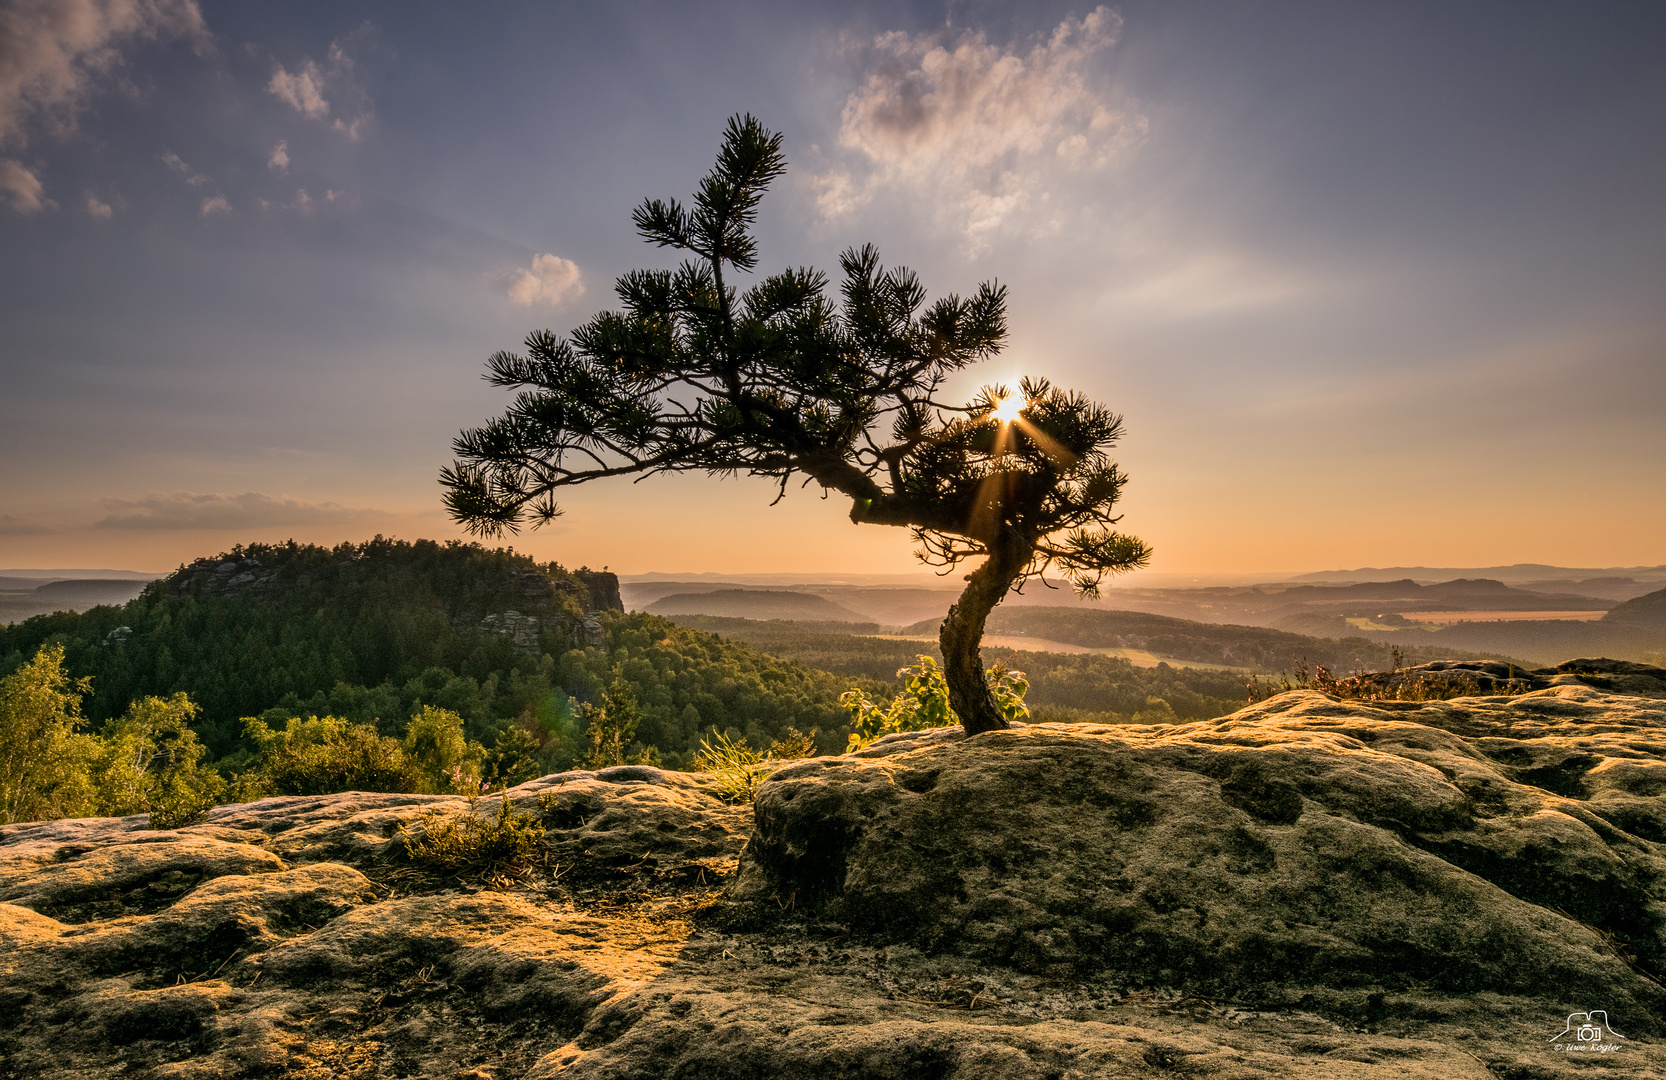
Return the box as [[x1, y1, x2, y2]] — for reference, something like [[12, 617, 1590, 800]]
[[443, 115, 1150, 733]]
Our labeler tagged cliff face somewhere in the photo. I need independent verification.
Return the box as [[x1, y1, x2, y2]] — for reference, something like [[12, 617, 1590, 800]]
[[573, 570, 624, 615], [6, 679, 1666, 1078]]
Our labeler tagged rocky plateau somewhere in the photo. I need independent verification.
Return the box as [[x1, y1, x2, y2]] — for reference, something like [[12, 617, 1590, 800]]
[[5, 662, 1666, 1078]]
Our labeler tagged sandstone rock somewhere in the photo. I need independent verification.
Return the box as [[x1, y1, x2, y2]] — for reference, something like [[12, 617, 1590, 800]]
[[5, 689, 1666, 1077], [733, 686, 1666, 1029], [0, 768, 748, 1078]]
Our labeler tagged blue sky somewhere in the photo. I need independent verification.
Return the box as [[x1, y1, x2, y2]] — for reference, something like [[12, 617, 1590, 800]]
[[2, 0, 1663, 576]]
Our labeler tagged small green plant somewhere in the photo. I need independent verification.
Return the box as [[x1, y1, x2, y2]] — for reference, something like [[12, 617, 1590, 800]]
[[766, 727, 817, 761], [398, 793, 546, 887], [694, 731, 768, 804], [840, 655, 1029, 752]]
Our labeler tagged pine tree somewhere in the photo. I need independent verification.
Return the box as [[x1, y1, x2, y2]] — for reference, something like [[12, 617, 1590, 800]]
[[442, 115, 1150, 735]]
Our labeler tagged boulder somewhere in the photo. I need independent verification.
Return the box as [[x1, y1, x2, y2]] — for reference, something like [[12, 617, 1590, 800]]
[[734, 686, 1666, 1027]]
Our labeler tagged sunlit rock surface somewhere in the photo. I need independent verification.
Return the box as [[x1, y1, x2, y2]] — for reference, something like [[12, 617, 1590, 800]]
[[5, 686, 1666, 1077]]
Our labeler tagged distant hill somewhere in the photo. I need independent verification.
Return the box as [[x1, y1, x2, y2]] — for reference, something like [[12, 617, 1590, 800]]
[[0, 577, 156, 625], [647, 589, 872, 622], [1290, 563, 1666, 588], [1604, 585, 1666, 627], [900, 606, 1526, 672], [622, 580, 960, 625], [1274, 590, 1666, 665], [1266, 578, 1610, 611]]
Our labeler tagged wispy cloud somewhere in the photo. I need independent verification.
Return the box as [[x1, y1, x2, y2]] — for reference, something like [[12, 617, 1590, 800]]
[[0, 514, 53, 535], [84, 191, 112, 217], [198, 193, 229, 215], [159, 149, 209, 185], [508, 253, 584, 307], [1098, 250, 1317, 318], [93, 491, 392, 530], [0, 0, 209, 149], [817, 7, 1144, 243], [268, 34, 372, 140], [267, 139, 288, 172], [0, 158, 51, 212], [256, 186, 354, 214]]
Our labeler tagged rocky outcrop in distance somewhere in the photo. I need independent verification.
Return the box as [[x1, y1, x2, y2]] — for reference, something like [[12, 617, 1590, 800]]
[[6, 673, 1666, 1077]]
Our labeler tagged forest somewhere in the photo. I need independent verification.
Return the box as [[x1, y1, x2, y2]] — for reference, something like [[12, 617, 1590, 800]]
[[1, 537, 1509, 827], [0, 539, 883, 769]]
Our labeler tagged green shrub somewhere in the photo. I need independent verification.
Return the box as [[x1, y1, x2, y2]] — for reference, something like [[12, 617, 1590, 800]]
[[95, 693, 226, 828], [244, 714, 413, 795], [399, 793, 545, 886], [402, 705, 484, 794], [0, 644, 98, 824], [0, 646, 227, 827], [766, 727, 817, 761], [482, 724, 545, 789], [840, 655, 1029, 751]]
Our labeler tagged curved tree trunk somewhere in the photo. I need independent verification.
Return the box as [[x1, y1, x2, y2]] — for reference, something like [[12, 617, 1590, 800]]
[[940, 534, 1032, 736]]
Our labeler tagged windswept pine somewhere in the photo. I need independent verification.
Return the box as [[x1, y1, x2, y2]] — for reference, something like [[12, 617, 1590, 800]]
[[443, 116, 1151, 735]]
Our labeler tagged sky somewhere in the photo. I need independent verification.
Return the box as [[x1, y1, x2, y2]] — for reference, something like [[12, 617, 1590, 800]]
[[1, 0, 1663, 579]]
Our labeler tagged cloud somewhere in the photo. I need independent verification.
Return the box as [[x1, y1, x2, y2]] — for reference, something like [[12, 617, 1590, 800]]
[[817, 7, 1144, 241], [92, 491, 393, 530], [198, 193, 228, 215], [267, 139, 288, 172], [267, 36, 371, 140], [0, 0, 209, 148], [1098, 250, 1316, 318], [0, 157, 50, 212], [257, 186, 354, 214], [267, 59, 328, 119], [0, 514, 53, 535], [84, 191, 111, 217], [159, 149, 208, 185], [508, 253, 585, 307]]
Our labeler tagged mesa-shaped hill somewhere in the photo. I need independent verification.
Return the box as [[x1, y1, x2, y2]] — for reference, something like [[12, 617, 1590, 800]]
[[0, 539, 622, 754], [5, 668, 1666, 1077], [645, 588, 872, 623]]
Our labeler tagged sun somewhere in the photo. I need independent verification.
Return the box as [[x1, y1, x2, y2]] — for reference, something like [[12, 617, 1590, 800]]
[[991, 395, 1024, 423]]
